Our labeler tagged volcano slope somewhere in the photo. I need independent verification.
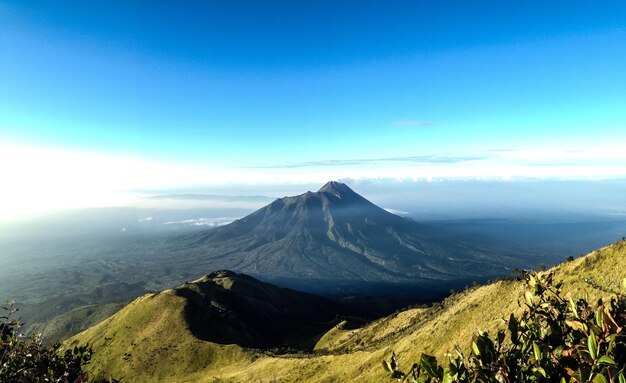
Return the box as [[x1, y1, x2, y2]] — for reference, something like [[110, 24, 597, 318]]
[[167, 181, 527, 292], [20, 181, 539, 347], [68, 240, 626, 382]]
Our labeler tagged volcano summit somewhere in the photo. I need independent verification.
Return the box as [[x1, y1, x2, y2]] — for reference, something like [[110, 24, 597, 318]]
[[170, 182, 517, 289]]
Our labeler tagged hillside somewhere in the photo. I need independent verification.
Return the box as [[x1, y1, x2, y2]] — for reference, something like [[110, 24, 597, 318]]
[[68, 240, 626, 382], [26, 303, 124, 345], [167, 181, 526, 290], [4, 182, 552, 343], [67, 271, 349, 381]]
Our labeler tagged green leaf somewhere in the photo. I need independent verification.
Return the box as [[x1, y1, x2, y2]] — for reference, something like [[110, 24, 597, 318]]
[[534, 367, 547, 378], [447, 361, 458, 375], [525, 291, 535, 306], [472, 341, 480, 356], [588, 332, 598, 360], [533, 342, 541, 362], [597, 355, 616, 366], [606, 333, 617, 353], [622, 278, 626, 291], [593, 374, 608, 383], [595, 309, 603, 328], [508, 314, 519, 343], [618, 373, 626, 383], [382, 360, 392, 372], [420, 354, 440, 378], [497, 330, 505, 346], [442, 372, 454, 383]]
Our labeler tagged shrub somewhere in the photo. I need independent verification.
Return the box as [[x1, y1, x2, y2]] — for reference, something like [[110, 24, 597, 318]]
[[0, 301, 118, 383], [384, 272, 626, 382]]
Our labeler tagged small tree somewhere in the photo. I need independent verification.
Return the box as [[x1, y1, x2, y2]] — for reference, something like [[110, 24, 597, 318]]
[[384, 272, 626, 382], [0, 301, 118, 383]]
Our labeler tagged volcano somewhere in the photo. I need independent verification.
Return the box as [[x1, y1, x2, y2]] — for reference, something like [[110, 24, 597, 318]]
[[170, 181, 515, 286]]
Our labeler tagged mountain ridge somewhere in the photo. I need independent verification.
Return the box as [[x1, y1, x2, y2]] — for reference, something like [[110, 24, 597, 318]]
[[170, 181, 519, 286], [68, 240, 626, 382]]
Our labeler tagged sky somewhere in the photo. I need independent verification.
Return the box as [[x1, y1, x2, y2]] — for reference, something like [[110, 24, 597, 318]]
[[1, 1, 626, 220]]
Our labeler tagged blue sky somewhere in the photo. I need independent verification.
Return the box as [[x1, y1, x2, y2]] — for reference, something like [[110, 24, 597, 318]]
[[1, 1, 626, 218]]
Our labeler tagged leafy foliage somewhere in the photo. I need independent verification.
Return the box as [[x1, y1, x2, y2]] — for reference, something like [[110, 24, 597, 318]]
[[0, 301, 118, 383], [384, 272, 626, 383]]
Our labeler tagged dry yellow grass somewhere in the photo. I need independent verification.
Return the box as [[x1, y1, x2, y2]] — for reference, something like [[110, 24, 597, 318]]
[[69, 241, 626, 382], [314, 308, 425, 353], [68, 289, 252, 382]]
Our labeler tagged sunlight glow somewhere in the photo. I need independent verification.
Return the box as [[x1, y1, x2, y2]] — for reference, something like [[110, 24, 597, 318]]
[[1, 141, 625, 221]]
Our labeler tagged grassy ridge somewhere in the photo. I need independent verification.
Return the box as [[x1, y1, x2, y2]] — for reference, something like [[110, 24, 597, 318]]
[[27, 302, 124, 345], [68, 290, 252, 382], [69, 241, 626, 382]]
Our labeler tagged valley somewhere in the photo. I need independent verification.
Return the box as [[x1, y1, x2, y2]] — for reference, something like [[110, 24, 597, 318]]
[[3, 4, 624, 381], [2, 182, 626, 345], [66, 241, 626, 382]]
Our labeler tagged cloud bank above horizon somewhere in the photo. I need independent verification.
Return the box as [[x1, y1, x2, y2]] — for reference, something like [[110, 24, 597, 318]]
[[2, 2, 625, 222], [1, 141, 626, 221]]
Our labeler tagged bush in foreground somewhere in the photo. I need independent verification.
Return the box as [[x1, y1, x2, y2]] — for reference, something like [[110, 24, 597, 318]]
[[384, 272, 626, 383], [0, 301, 118, 383]]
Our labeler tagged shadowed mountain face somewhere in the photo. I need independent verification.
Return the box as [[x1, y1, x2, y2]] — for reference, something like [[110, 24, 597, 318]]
[[171, 181, 518, 285], [69, 241, 626, 383], [175, 270, 342, 348]]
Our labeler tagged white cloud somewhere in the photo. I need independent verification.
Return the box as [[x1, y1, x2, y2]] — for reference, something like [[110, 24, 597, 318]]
[[384, 208, 410, 216], [1, 141, 625, 221], [163, 217, 235, 227], [0, 142, 244, 221], [138, 217, 153, 222]]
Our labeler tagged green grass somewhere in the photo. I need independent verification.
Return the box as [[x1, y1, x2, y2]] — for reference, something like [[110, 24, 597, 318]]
[[27, 302, 124, 344], [68, 289, 252, 382], [68, 240, 626, 382]]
